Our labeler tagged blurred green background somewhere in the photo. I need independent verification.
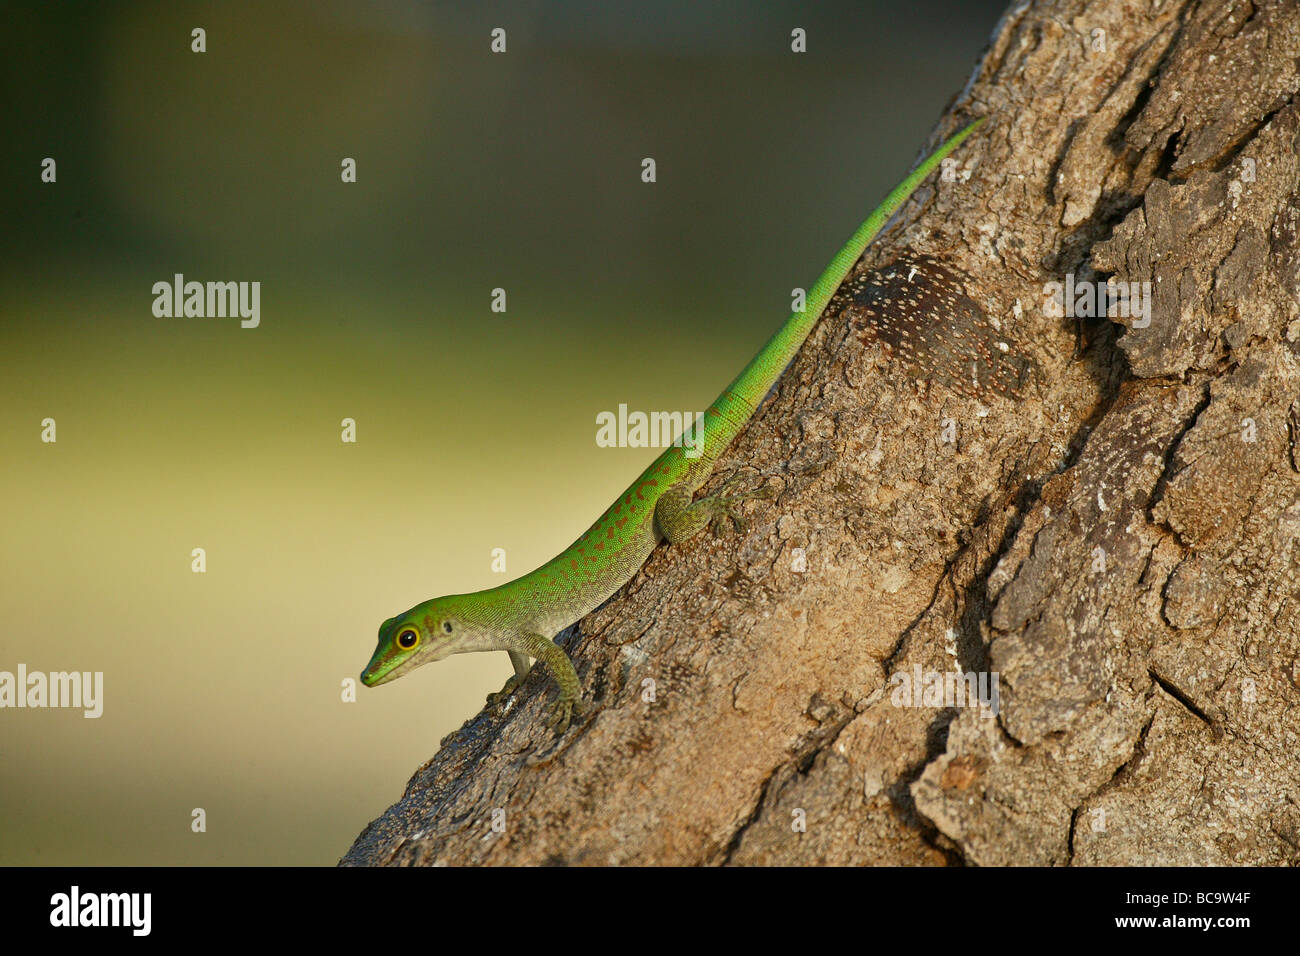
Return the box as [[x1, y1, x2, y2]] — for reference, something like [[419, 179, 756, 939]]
[[0, 0, 1002, 864]]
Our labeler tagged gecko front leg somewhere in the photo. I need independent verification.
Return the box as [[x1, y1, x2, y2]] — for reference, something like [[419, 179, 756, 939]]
[[509, 632, 585, 734], [486, 650, 533, 707]]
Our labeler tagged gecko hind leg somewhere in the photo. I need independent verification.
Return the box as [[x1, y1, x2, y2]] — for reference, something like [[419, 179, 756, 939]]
[[655, 473, 774, 543]]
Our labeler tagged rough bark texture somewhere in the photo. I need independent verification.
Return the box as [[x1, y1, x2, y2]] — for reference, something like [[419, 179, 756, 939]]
[[343, 0, 1300, 866]]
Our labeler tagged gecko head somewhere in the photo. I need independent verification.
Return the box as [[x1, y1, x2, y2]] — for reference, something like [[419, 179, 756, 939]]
[[360, 597, 480, 687]]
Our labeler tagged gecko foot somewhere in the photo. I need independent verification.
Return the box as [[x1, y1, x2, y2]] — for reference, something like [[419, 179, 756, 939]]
[[486, 674, 523, 708], [707, 474, 776, 536], [546, 696, 589, 735]]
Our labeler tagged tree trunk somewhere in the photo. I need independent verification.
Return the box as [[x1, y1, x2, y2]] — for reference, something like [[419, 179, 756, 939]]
[[342, 0, 1300, 866]]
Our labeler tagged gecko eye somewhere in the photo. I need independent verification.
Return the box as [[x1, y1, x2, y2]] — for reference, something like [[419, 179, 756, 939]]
[[441, 621, 453, 634], [396, 628, 419, 650]]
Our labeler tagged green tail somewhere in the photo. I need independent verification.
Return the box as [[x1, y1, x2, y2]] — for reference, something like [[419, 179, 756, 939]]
[[700, 116, 985, 460]]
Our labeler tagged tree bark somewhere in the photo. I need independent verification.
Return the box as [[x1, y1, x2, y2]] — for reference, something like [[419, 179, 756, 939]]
[[343, 0, 1300, 866]]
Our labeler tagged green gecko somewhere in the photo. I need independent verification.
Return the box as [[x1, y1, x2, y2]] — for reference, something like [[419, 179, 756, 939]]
[[361, 116, 984, 733]]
